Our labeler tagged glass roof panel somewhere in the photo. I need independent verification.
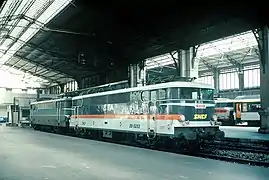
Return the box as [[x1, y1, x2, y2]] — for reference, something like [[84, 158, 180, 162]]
[[0, 0, 72, 88], [146, 31, 258, 70], [197, 31, 257, 58]]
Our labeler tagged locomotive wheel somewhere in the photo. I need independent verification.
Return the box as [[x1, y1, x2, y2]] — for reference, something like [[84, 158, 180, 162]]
[[79, 128, 87, 137], [74, 125, 80, 137], [53, 126, 59, 133], [74, 126, 87, 137]]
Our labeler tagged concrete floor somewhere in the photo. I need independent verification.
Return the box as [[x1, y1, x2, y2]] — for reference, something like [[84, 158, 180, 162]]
[[0, 125, 268, 180], [220, 126, 269, 141]]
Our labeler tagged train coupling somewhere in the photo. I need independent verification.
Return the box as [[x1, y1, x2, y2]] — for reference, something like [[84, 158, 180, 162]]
[[214, 130, 225, 140], [210, 115, 222, 126], [147, 129, 156, 139], [210, 119, 222, 126]]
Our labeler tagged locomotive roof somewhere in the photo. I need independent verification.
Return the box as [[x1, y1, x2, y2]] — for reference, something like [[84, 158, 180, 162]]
[[30, 97, 72, 105], [235, 95, 260, 100], [233, 95, 260, 102], [232, 98, 260, 103], [215, 99, 235, 103], [73, 81, 214, 100]]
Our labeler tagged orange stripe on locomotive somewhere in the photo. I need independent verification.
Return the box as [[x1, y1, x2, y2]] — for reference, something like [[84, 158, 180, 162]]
[[71, 114, 182, 121]]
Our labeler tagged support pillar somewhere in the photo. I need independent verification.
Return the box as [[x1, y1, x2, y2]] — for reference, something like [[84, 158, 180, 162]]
[[213, 69, 220, 93], [238, 66, 244, 91], [129, 61, 145, 87], [43, 88, 49, 94], [60, 84, 65, 93], [257, 26, 269, 133], [77, 80, 83, 90], [36, 88, 41, 100]]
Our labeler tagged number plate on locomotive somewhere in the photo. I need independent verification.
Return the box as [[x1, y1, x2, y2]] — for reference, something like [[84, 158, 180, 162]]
[[129, 124, 140, 129]]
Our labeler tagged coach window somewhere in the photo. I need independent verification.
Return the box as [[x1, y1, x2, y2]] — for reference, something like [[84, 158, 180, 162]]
[[248, 102, 261, 112], [242, 103, 248, 112]]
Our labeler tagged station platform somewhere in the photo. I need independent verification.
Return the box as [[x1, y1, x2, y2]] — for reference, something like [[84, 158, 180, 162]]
[[0, 126, 268, 180], [220, 126, 269, 141]]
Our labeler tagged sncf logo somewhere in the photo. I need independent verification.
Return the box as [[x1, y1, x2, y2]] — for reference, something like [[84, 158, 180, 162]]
[[193, 114, 207, 120]]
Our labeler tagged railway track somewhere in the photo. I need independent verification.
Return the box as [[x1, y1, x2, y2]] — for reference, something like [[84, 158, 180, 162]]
[[67, 131, 269, 167], [203, 138, 269, 154], [195, 152, 269, 167], [197, 138, 269, 167]]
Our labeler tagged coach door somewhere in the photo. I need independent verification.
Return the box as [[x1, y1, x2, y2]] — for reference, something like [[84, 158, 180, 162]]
[[147, 90, 157, 138], [235, 103, 241, 120], [73, 106, 79, 121], [57, 101, 61, 125]]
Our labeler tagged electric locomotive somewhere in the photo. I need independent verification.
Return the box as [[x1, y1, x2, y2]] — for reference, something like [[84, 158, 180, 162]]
[[70, 81, 224, 147], [30, 97, 72, 132], [30, 81, 225, 150]]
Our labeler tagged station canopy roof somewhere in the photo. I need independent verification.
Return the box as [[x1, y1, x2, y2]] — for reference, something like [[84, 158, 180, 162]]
[[0, 0, 74, 88], [0, 1, 261, 89], [146, 31, 259, 76]]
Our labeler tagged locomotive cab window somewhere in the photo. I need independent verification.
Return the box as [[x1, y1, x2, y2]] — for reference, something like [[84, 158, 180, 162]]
[[181, 88, 198, 99], [150, 90, 157, 101], [158, 104, 168, 114], [200, 88, 214, 100], [158, 89, 166, 100], [169, 87, 213, 100], [141, 91, 149, 101], [169, 88, 180, 99]]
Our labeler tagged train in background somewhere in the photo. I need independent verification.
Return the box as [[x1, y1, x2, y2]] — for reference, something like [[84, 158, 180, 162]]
[[214, 95, 261, 126], [30, 81, 225, 151], [214, 98, 236, 126], [233, 95, 261, 126]]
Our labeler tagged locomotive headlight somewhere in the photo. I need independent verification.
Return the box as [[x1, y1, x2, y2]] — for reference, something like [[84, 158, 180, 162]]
[[212, 114, 217, 121], [179, 114, 185, 121]]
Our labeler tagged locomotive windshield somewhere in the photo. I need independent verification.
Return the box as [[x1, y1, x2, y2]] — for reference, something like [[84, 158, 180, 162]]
[[169, 87, 214, 100]]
